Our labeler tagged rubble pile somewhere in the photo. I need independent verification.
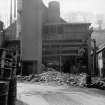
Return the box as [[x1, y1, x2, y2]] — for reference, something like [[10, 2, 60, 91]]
[[17, 68, 87, 87], [91, 78, 105, 90], [17, 70, 105, 90], [17, 75, 39, 82], [37, 70, 70, 85], [68, 73, 87, 87]]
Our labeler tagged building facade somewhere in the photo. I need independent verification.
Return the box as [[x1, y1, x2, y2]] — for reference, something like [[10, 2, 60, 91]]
[[42, 23, 92, 73], [4, 0, 92, 75]]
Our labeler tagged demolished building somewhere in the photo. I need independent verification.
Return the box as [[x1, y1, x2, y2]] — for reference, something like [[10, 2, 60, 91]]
[[3, 0, 93, 75]]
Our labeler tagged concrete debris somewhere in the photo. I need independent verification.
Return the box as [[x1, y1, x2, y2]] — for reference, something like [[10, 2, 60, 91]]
[[17, 68, 87, 88], [90, 78, 105, 90], [17, 70, 105, 90]]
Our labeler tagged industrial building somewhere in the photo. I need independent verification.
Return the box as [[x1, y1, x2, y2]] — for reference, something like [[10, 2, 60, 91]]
[[42, 23, 92, 74], [3, 0, 93, 75]]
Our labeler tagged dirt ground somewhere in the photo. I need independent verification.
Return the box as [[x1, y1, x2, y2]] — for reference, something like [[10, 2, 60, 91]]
[[16, 82, 105, 105]]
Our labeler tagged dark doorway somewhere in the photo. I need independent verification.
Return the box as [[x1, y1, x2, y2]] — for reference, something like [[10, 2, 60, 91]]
[[22, 61, 33, 75]]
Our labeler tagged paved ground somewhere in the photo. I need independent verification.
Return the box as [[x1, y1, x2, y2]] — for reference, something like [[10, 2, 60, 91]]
[[16, 82, 105, 105]]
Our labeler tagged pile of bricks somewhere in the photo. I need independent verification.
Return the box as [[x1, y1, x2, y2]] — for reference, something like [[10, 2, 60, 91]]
[[90, 78, 105, 90], [17, 69, 87, 87]]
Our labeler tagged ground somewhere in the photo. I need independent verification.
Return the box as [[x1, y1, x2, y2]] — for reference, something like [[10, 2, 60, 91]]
[[16, 82, 105, 105]]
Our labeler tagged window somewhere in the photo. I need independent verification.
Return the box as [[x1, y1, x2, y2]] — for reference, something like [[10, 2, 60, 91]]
[[43, 26, 48, 34], [57, 25, 63, 34], [49, 25, 56, 33]]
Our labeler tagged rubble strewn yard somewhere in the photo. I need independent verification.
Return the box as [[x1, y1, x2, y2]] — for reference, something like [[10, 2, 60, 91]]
[[16, 82, 105, 105], [16, 69, 105, 105], [17, 68, 105, 89]]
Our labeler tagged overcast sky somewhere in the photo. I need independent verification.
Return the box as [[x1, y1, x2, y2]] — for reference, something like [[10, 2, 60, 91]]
[[0, 0, 105, 27], [0, 0, 10, 26], [43, 0, 105, 14]]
